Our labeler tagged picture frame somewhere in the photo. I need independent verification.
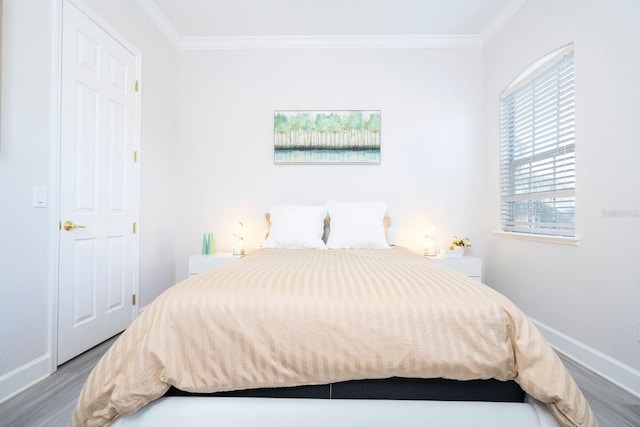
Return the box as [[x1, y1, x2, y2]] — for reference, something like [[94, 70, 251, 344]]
[[274, 110, 381, 165]]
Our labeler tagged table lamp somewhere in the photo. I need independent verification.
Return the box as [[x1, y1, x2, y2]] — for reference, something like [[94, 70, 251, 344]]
[[424, 226, 437, 257], [233, 221, 245, 256]]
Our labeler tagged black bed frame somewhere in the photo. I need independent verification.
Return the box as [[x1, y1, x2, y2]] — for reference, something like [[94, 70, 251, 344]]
[[166, 377, 525, 402]]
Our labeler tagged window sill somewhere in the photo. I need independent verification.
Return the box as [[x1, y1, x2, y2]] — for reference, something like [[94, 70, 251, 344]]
[[492, 231, 580, 246]]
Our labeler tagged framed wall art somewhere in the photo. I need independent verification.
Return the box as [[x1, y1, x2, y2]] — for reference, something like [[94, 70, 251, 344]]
[[274, 110, 381, 164]]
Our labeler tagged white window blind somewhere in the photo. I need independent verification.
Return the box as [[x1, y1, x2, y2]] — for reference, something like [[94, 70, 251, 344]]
[[499, 46, 575, 237]]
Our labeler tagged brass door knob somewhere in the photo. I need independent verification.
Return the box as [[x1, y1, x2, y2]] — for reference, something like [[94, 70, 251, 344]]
[[63, 220, 86, 231]]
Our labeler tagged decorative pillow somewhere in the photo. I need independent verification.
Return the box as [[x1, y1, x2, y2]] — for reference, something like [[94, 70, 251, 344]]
[[326, 201, 390, 249], [263, 205, 328, 249]]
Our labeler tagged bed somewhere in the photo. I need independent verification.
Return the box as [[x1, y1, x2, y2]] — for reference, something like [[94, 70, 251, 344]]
[[72, 203, 597, 427]]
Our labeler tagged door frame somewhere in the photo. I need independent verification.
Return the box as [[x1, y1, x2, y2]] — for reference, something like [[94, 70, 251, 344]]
[[49, 0, 142, 372]]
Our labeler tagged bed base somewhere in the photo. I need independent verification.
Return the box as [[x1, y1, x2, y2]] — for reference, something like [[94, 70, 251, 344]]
[[165, 377, 526, 402], [110, 395, 561, 427]]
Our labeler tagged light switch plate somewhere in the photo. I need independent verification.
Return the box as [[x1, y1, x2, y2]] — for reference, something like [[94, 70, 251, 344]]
[[32, 186, 47, 208]]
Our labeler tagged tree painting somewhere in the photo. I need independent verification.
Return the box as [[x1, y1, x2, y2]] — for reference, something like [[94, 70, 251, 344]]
[[274, 110, 381, 164]]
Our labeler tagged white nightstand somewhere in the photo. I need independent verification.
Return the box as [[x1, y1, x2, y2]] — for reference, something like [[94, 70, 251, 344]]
[[428, 256, 482, 282], [188, 253, 239, 277]]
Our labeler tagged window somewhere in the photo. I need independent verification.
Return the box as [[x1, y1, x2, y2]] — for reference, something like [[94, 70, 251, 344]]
[[499, 44, 575, 237]]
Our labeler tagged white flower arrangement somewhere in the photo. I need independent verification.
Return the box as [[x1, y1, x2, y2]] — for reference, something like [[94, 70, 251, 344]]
[[450, 236, 471, 250]]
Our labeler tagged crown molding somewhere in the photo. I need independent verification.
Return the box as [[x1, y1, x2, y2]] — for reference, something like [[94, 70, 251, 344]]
[[179, 34, 483, 50], [134, 0, 524, 51], [480, 0, 528, 46], [133, 0, 181, 47]]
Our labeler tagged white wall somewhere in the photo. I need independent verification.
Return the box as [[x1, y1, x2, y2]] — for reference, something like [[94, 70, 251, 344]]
[[0, 0, 56, 397], [0, 0, 177, 401], [175, 48, 486, 280], [484, 0, 640, 377]]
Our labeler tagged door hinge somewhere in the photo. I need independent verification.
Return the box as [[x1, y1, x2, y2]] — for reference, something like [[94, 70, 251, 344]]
[[133, 222, 138, 234], [133, 150, 138, 162], [135, 80, 140, 92], [132, 294, 136, 305]]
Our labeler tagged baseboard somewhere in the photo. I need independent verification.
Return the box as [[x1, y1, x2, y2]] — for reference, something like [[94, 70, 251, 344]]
[[0, 354, 51, 404], [531, 318, 640, 399]]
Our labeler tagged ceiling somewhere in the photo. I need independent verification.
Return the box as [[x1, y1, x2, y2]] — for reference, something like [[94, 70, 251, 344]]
[[134, 0, 527, 49]]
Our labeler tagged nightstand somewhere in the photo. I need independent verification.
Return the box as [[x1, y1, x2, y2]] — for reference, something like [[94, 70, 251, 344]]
[[428, 256, 482, 281], [188, 253, 239, 277]]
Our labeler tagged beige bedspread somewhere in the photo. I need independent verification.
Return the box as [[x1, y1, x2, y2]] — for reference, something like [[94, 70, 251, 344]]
[[72, 248, 596, 427]]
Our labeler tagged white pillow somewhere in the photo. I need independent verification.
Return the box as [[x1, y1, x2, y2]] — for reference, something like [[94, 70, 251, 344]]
[[326, 201, 389, 249], [263, 205, 328, 249]]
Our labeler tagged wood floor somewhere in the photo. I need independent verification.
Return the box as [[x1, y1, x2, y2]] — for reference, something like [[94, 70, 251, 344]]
[[0, 337, 638, 427], [558, 353, 640, 427], [0, 337, 115, 427]]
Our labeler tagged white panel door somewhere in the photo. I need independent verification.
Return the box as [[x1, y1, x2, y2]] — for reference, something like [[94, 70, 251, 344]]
[[58, 1, 139, 364]]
